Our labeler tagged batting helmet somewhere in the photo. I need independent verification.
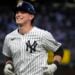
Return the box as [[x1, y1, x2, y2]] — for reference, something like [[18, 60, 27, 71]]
[[15, 1, 36, 15]]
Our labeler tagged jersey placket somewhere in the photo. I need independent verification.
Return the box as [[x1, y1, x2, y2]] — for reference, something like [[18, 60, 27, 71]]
[[19, 34, 27, 74]]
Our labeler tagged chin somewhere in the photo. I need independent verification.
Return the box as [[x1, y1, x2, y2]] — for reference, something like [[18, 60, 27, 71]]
[[16, 21, 22, 24], [16, 22, 23, 25]]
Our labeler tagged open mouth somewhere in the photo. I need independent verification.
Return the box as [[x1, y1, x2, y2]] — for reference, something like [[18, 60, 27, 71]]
[[16, 17, 23, 20]]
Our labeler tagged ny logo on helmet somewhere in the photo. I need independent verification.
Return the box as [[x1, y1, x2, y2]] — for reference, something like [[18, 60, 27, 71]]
[[17, 1, 23, 7]]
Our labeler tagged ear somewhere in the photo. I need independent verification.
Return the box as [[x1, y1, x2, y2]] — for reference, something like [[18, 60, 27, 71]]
[[30, 15, 34, 20]]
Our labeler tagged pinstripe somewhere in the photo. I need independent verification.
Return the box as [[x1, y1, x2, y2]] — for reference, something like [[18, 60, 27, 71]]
[[3, 26, 61, 75]]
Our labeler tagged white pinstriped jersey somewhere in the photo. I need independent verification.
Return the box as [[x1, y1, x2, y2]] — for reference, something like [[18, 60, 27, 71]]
[[3, 26, 61, 75]]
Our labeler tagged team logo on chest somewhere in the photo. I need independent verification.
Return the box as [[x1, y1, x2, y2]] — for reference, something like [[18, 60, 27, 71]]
[[26, 40, 37, 53]]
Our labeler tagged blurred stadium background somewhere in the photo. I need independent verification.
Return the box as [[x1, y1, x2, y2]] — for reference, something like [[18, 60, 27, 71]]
[[0, 0, 75, 75]]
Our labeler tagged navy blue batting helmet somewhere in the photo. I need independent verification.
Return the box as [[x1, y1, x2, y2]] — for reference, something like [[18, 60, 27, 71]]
[[15, 1, 36, 15]]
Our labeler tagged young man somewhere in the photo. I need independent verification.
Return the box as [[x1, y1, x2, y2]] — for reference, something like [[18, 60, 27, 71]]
[[3, 1, 63, 75]]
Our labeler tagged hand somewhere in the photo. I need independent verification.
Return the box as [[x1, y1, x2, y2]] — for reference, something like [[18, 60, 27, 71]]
[[43, 64, 57, 75], [4, 64, 16, 75]]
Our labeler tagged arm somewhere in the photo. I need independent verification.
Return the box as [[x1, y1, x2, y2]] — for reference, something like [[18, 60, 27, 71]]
[[4, 56, 13, 68], [50, 46, 63, 72], [4, 56, 15, 75], [53, 46, 63, 65], [3, 36, 15, 75], [43, 46, 63, 75], [42, 31, 63, 74], [5, 56, 12, 63]]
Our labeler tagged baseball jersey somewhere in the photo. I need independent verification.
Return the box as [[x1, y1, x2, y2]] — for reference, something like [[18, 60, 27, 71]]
[[2, 26, 61, 75]]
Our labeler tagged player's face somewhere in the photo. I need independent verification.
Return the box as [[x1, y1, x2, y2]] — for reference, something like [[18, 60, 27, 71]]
[[15, 11, 34, 25]]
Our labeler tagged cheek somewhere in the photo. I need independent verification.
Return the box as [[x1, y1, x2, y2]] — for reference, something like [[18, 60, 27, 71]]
[[15, 14, 31, 23], [23, 15, 30, 21]]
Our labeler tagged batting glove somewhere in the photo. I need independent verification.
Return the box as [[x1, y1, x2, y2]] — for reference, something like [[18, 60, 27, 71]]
[[43, 64, 57, 75], [4, 64, 16, 75]]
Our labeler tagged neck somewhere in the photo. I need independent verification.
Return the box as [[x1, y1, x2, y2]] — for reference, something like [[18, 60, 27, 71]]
[[18, 22, 33, 35]]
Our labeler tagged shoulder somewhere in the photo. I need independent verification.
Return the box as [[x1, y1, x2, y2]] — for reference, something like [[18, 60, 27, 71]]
[[34, 27, 53, 38], [34, 26, 52, 36], [5, 29, 18, 40], [34, 27, 55, 42]]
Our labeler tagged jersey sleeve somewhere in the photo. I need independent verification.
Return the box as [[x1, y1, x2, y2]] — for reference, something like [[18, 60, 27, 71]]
[[2, 36, 11, 57], [42, 31, 61, 52]]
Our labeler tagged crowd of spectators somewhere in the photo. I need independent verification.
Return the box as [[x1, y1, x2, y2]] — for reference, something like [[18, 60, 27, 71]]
[[35, 4, 75, 50]]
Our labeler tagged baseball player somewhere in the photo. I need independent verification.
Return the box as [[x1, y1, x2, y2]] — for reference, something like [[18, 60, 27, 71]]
[[2, 1, 63, 75]]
